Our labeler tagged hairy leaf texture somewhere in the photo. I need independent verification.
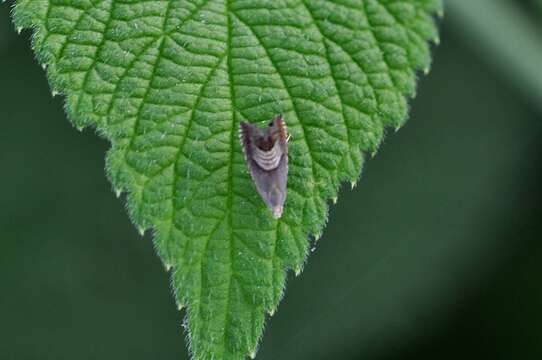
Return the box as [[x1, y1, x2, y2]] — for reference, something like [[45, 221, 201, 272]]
[[12, 0, 441, 358]]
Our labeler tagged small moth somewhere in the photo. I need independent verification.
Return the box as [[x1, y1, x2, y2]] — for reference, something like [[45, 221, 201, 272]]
[[239, 114, 289, 219]]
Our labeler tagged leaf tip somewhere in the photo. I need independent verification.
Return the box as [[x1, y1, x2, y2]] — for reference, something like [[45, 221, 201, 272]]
[[16, 26, 22, 34], [115, 188, 122, 198], [138, 227, 145, 236], [350, 181, 357, 190], [51, 90, 60, 98]]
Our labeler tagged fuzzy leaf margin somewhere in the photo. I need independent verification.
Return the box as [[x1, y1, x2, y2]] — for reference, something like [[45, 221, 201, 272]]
[[11, 0, 441, 359]]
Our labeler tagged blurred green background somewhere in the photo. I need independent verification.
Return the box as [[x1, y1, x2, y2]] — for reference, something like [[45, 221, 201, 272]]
[[1, 1, 542, 359]]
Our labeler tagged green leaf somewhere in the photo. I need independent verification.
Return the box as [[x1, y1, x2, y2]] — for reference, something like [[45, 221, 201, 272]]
[[12, 0, 441, 359]]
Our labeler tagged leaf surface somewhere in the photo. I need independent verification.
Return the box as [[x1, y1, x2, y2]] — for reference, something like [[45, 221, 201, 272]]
[[12, 0, 441, 358]]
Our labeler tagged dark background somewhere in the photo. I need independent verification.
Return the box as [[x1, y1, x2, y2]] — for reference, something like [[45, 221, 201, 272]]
[[1, 2, 541, 359]]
